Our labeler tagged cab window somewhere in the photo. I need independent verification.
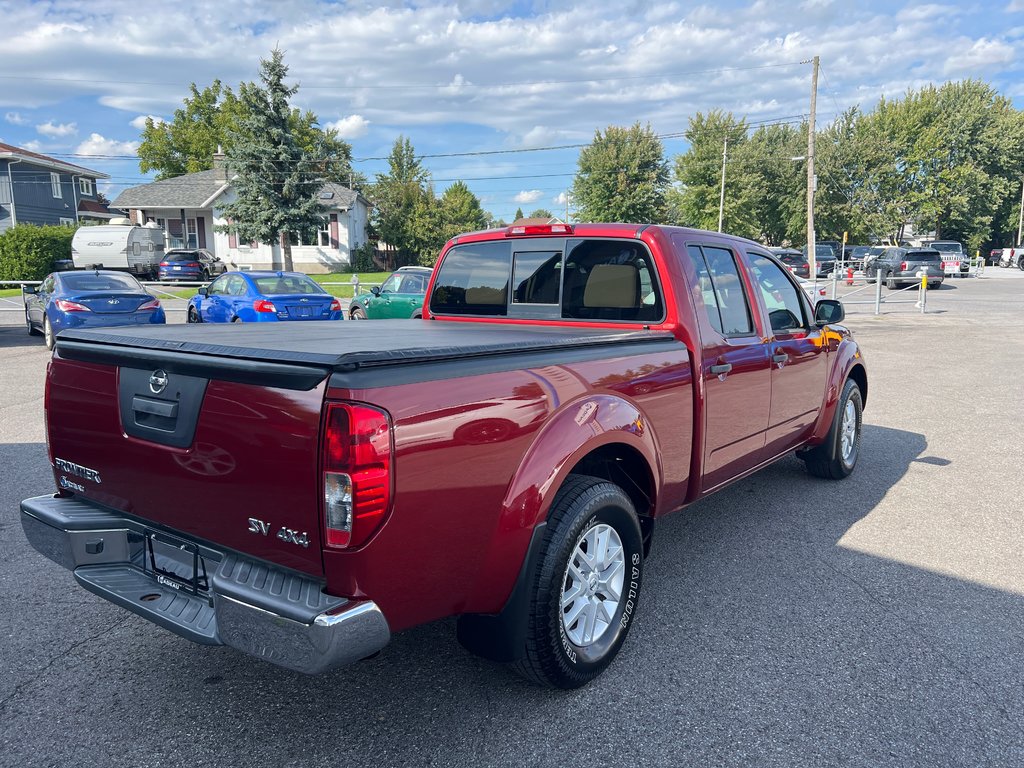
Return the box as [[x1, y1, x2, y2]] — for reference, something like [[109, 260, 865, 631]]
[[686, 244, 754, 336], [429, 241, 510, 316], [561, 240, 663, 322], [747, 253, 808, 333]]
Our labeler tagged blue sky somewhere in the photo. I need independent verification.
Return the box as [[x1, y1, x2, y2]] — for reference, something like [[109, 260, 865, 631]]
[[2, 0, 1023, 222]]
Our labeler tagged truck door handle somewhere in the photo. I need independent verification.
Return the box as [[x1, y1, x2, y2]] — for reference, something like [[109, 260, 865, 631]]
[[708, 363, 732, 375], [772, 352, 789, 364]]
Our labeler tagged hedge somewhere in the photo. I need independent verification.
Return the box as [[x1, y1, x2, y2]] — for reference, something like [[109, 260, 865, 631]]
[[0, 225, 77, 282]]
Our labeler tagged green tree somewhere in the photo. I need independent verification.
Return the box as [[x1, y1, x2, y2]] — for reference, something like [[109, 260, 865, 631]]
[[137, 80, 358, 185], [573, 122, 668, 223], [219, 49, 324, 272], [371, 136, 432, 266], [670, 111, 755, 235], [514, 207, 524, 221], [736, 122, 806, 245], [529, 208, 553, 219]]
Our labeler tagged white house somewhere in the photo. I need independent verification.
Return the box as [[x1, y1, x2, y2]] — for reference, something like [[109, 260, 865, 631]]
[[111, 156, 370, 273]]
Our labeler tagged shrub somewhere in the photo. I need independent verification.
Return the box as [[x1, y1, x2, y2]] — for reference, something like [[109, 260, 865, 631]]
[[0, 225, 77, 281], [349, 243, 380, 273]]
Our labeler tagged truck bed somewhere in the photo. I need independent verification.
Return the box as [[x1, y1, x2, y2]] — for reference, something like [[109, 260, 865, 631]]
[[56, 320, 677, 390]]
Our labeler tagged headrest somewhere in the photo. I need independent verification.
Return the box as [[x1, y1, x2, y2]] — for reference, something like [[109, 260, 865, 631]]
[[583, 264, 638, 308]]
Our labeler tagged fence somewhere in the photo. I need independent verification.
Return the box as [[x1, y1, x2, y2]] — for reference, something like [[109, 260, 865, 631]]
[[818, 268, 937, 315]]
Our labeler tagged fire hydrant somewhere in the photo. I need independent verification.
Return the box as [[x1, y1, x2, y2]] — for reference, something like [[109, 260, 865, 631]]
[[846, 267, 854, 286]]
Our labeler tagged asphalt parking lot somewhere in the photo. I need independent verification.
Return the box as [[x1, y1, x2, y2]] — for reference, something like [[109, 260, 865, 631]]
[[1, 272, 1023, 767]]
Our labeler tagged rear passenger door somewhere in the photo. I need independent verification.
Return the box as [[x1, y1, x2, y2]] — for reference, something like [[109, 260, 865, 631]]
[[684, 244, 772, 491], [746, 251, 829, 457]]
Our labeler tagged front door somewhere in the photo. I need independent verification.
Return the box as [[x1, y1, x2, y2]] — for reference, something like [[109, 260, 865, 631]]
[[745, 251, 829, 457], [683, 244, 772, 492]]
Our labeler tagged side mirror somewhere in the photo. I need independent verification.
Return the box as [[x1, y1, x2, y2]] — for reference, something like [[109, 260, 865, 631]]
[[370, 286, 381, 297], [22, 285, 39, 295], [198, 287, 209, 296], [814, 299, 844, 326]]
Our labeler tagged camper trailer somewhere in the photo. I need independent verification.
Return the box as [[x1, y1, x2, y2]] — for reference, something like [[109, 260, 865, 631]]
[[71, 220, 165, 277]]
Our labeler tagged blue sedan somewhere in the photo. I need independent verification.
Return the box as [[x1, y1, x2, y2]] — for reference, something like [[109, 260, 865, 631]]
[[186, 271, 343, 323], [24, 270, 166, 350]]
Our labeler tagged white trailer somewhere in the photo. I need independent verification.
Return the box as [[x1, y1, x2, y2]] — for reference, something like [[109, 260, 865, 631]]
[[71, 221, 165, 277]]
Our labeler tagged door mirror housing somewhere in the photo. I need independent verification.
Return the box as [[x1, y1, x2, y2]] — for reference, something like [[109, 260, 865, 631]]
[[370, 286, 381, 297], [198, 286, 209, 296], [814, 299, 844, 326], [22, 284, 39, 295]]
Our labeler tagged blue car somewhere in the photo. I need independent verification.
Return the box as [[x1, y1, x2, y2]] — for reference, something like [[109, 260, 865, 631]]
[[24, 270, 166, 350], [186, 271, 343, 323], [158, 248, 227, 282]]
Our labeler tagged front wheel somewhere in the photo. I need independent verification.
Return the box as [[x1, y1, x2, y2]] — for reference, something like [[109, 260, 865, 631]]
[[351, 307, 366, 320], [801, 378, 863, 479], [885, 272, 897, 290], [187, 306, 201, 324], [512, 475, 643, 689], [26, 311, 40, 336]]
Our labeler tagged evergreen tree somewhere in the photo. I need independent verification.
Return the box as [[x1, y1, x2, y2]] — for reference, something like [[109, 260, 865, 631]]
[[219, 49, 324, 272], [572, 122, 668, 223], [514, 207, 525, 221], [529, 208, 553, 219], [372, 136, 432, 265]]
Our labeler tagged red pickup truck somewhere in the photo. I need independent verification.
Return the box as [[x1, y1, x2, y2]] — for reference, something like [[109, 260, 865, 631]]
[[21, 223, 867, 688]]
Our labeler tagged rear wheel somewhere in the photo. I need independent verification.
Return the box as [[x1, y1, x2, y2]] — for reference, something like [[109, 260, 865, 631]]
[[512, 475, 643, 689], [187, 306, 201, 324], [351, 307, 366, 320], [231, 316, 241, 323], [885, 272, 897, 290], [801, 378, 862, 480], [25, 311, 40, 336], [201, 269, 210, 282], [43, 316, 55, 351]]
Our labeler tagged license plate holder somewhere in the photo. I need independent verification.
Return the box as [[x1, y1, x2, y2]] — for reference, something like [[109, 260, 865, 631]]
[[143, 529, 208, 595]]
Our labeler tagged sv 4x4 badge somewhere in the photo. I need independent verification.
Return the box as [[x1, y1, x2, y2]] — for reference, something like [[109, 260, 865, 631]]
[[248, 517, 310, 548]]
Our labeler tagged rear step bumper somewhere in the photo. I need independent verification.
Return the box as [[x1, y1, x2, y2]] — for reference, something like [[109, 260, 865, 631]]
[[21, 494, 390, 674]]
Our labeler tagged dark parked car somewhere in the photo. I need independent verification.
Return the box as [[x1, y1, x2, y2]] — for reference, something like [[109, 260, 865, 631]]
[[348, 266, 431, 320], [801, 243, 838, 276], [863, 248, 944, 289], [23, 269, 165, 350], [158, 249, 227, 282], [769, 247, 810, 278], [186, 271, 343, 323]]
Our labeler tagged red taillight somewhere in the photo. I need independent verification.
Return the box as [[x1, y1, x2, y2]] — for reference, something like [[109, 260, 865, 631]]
[[187, 262, 200, 268], [54, 299, 90, 312], [900, 261, 908, 271], [329, 298, 342, 312], [253, 299, 277, 313], [159, 261, 170, 267], [322, 403, 392, 549], [506, 224, 574, 237], [138, 298, 161, 311]]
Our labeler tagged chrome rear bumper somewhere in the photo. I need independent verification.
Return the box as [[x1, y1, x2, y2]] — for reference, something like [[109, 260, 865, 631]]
[[21, 494, 389, 674]]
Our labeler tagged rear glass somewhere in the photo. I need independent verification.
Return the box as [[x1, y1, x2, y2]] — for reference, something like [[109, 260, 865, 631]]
[[929, 242, 961, 253], [561, 240, 663, 322], [804, 244, 836, 259], [513, 251, 561, 304], [165, 251, 200, 261], [61, 273, 142, 292], [253, 275, 324, 294], [906, 251, 941, 262], [430, 241, 510, 316]]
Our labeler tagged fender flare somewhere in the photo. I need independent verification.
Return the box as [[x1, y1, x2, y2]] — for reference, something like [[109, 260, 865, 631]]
[[808, 338, 867, 444]]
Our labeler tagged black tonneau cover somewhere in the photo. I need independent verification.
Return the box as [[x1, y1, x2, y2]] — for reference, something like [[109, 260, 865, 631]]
[[56, 321, 676, 391]]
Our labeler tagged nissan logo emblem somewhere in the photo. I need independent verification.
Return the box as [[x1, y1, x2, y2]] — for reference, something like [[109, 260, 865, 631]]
[[149, 369, 168, 394]]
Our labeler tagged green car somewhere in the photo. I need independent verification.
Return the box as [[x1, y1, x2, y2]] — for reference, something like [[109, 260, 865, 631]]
[[349, 266, 432, 320]]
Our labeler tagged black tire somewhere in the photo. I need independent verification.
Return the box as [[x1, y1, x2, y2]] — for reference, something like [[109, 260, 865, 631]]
[[512, 475, 643, 689], [187, 306, 201, 324], [201, 269, 210, 282], [25, 311, 40, 336], [43, 316, 55, 351], [885, 272, 897, 290], [801, 378, 863, 480], [231, 316, 241, 323], [351, 307, 366, 320], [411, 310, 423, 319]]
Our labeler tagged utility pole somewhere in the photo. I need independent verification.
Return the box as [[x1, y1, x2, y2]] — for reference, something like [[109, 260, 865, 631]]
[[807, 55, 819, 293], [1017, 178, 1023, 246], [718, 136, 728, 233]]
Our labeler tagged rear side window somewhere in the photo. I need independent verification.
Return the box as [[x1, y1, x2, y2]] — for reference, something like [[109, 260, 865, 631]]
[[686, 244, 754, 336], [430, 241, 510, 316], [561, 240, 663, 322]]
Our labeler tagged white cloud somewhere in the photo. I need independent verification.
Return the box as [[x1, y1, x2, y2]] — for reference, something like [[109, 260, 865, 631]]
[[36, 120, 77, 137], [1007, 0, 1024, 11], [326, 114, 370, 139], [944, 38, 1016, 74], [22, 140, 44, 152], [129, 114, 164, 130], [5, 111, 29, 125], [554, 192, 569, 206], [75, 133, 139, 157], [514, 189, 543, 203]]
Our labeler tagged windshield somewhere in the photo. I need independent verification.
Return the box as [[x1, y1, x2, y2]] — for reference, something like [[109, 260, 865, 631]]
[[253, 275, 325, 295], [61, 273, 143, 292]]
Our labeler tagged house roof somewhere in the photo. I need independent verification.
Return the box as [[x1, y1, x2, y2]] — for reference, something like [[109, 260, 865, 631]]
[[78, 199, 120, 219], [112, 169, 226, 209], [113, 170, 366, 211], [511, 216, 565, 226], [0, 142, 109, 179]]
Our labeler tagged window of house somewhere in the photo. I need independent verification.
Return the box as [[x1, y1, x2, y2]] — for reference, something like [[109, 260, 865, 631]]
[[59, 217, 75, 227], [318, 218, 332, 247], [79, 178, 93, 196], [51, 173, 62, 199]]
